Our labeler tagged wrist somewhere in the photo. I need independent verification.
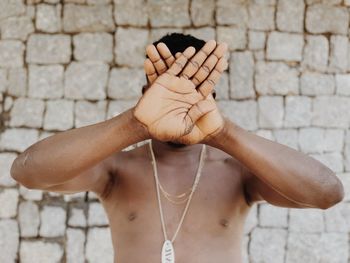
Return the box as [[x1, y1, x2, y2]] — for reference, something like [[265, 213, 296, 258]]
[[129, 106, 151, 141], [204, 117, 235, 148]]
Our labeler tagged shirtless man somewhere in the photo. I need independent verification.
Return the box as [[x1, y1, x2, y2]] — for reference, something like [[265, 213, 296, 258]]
[[10, 33, 344, 263]]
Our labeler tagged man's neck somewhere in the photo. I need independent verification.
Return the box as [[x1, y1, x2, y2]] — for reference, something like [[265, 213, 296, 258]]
[[150, 139, 204, 165]]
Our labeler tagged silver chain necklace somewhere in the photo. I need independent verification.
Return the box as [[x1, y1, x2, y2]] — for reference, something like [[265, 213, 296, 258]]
[[148, 140, 206, 263]]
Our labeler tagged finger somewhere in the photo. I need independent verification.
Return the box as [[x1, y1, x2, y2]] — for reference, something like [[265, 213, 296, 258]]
[[180, 39, 216, 80], [167, 46, 196, 76], [197, 58, 228, 98], [191, 55, 218, 86], [187, 99, 216, 125], [144, 58, 158, 84], [156, 42, 175, 68], [175, 52, 181, 59], [146, 44, 168, 75]]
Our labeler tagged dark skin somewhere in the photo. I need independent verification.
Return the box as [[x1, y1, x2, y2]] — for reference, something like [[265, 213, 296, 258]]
[[10, 40, 344, 263]]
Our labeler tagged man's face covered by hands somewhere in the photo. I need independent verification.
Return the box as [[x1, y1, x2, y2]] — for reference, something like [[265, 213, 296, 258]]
[[134, 33, 228, 146]]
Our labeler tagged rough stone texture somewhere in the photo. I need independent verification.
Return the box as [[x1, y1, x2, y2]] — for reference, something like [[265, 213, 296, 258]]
[[44, 100, 74, 131], [36, 4, 62, 32], [266, 32, 304, 61], [108, 68, 145, 99], [20, 241, 63, 263], [28, 64, 64, 99], [66, 228, 85, 263], [0, 16, 34, 40], [114, 0, 148, 26], [306, 4, 349, 35], [1, 1, 350, 262], [148, 0, 190, 27], [39, 206, 66, 237], [18, 201, 40, 237], [255, 62, 299, 96], [276, 0, 304, 33], [26, 34, 71, 64], [250, 228, 287, 263], [230, 51, 255, 99], [191, 0, 215, 26], [300, 72, 335, 95], [312, 96, 350, 128], [115, 27, 148, 67], [218, 100, 258, 131], [88, 202, 109, 226], [0, 40, 24, 68], [0, 188, 19, 218], [0, 219, 19, 263], [258, 96, 284, 129], [217, 27, 246, 51], [65, 62, 108, 100], [73, 32, 113, 63], [302, 35, 329, 72], [284, 96, 312, 128], [0, 128, 39, 152], [328, 35, 348, 73], [10, 97, 45, 128], [86, 227, 114, 263], [63, 4, 115, 32], [75, 100, 106, 128], [0, 153, 18, 187]]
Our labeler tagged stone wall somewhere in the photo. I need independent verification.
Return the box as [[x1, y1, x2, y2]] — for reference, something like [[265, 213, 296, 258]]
[[0, 0, 350, 262]]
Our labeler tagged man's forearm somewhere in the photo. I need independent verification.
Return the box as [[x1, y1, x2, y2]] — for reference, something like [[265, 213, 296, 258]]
[[11, 107, 149, 188], [206, 118, 344, 207]]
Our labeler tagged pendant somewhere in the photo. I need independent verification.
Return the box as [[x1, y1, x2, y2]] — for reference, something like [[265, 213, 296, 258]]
[[161, 240, 175, 263]]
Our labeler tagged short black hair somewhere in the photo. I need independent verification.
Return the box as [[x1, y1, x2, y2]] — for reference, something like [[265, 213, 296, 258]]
[[152, 32, 206, 56]]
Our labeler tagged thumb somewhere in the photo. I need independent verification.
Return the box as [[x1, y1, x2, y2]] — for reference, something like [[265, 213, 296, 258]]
[[188, 99, 216, 124]]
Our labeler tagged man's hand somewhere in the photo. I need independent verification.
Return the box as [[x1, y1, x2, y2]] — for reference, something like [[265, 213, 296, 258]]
[[143, 40, 228, 144], [133, 46, 218, 142]]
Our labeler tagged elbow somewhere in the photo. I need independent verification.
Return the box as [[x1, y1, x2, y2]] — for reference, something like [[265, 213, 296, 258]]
[[318, 171, 345, 210]]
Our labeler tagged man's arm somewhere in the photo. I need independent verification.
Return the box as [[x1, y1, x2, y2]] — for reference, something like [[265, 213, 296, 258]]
[[10, 108, 149, 192], [206, 118, 344, 210]]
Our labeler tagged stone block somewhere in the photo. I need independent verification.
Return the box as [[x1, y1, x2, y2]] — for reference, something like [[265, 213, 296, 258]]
[[0, 188, 19, 218], [300, 72, 335, 95], [218, 100, 258, 131], [273, 129, 298, 150], [302, 35, 329, 72], [8, 68, 27, 97], [229, 51, 255, 99], [108, 68, 145, 100], [44, 100, 74, 131], [19, 185, 43, 201], [107, 100, 137, 119], [66, 228, 85, 263], [75, 100, 106, 128], [0, 0, 25, 20], [255, 62, 299, 96], [28, 64, 64, 99], [9, 98, 45, 128], [26, 34, 71, 64], [0, 128, 39, 152], [88, 202, 109, 226], [68, 207, 87, 227], [86, 228, 114, 263], [266, 32, 304, 61], [18, 201, 40, 237], [248, 31, 266, 50], [36, 4, 62, 32], [284, 96, 312, 128], [276, 0, 304, 33], [306, 4, 349, 35], [73, 32, 113, 62], [184, 27, 215, 41], [190, 0, 215, 26], [248, 4, 275, 31], [115, 27, 148, 67], [336, 74, 350, 96], [0, 153, 17, 187], [0, 219, 19, 262], [148, 0, 190, 27], [20, 241, 63, 263], [65, 62, 108, 100], [39, 206, 66, 237], [114, 0, 148, 26], [259, 203, 288, 228], [0, 16, 34, 40], [258, 96, 284, 129], [0, 40, 24, 68], [217, 27, 246, 51], [216, 1, 248, 26], [328, 35, 348, 73], [289, 208, 324, 233], [63, 4, 115, 32]]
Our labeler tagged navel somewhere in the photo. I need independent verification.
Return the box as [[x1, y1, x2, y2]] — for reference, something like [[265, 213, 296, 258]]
[[219, 219, 229, 228], [128, 212, 137, 221]]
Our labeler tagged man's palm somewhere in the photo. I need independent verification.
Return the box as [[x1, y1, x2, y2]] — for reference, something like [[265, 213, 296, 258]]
[[134, 72, 216, 142]]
